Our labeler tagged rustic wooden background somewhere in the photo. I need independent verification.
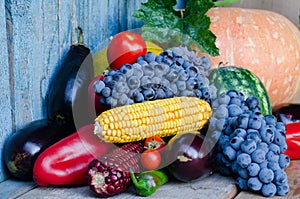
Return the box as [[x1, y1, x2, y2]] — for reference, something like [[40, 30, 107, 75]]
[[0, 0, 299, 183]]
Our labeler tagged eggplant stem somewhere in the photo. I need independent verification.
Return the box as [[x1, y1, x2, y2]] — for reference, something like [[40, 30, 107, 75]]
[[77, 26, 83, 44]]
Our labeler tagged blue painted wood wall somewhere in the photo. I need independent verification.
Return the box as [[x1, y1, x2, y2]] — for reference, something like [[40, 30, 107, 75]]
[[0, 0, 145, 182]]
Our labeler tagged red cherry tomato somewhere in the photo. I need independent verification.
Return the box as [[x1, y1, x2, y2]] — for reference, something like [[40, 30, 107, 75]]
[[88, 74, 109, 117], [140, 149, 161, 171], [107, 32, 147, 70], [144, 136, 166, 150]]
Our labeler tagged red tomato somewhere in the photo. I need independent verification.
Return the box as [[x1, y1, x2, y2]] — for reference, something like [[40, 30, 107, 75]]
[[88, 74, 109, 117], [144, 136, 166, 150], [107, 32, 147, 70], [140, 149, 161, 171]]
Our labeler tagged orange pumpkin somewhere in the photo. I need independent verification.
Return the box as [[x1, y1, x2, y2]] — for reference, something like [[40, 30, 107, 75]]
[[196, 7, 300, 107]]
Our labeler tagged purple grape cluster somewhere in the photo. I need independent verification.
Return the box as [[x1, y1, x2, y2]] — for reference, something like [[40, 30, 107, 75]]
[[93, 45, 217, 108], [209, 90, 290, 197]]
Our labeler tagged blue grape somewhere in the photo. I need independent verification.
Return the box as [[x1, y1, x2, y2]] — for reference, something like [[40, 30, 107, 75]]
[[134, 92, 144, 102], [120, 64, 134, 77], [276, 182, 289, 196], [260, 160, 268, 169], [269, 143, 281, 155], [101, 87, 111, 97], [94, 79, 106, 94], [261, 183, 276, 197], [105, 96, 117, 108], [229, 97, 242, 106], [218, 93, 230, 105], [275, 122, 286, 132], [248, 116, 262, 130], [155, 55, 163, 63], [274, 169, 288, 185], [278, 154, 290, 169], [265, 115, 277, 125], [238, 168, 249, 179], [142, 88, 155, 100], [186, 66, 199, 78], [248, 177, 262, 191], [246, 129, 261, 143], [257, 142, 269, 153], [198, 55, 211, 70], [247, 163, 260, 177], [223, 145, 236, 161], [175, 80, 186, 91], [230, 136, 244, 150], [213, 104, 229, 119], [165, 69, 179, 82], [231, 161, 240, 174], [144, 52, 156, 63], [178, 69, 189, 81], [273, 130, 287, 152], [259, 168, 274, 183], [251, 149, 266, 164], [154, 88, 166, 99], [118, 93, 128, 106], [246, 96, 259, 110], [268, 162, 281, 171], [236, 113, 249, 129], [241, 139, 257, 154], [266, 151, 279, 163], [127, 76, 140, 90], [260, 126, 275, 144], [142, 64, 154, 77], [236, 177, 248, 190], [237, 153, 252, 168], [228, 104, 243, 117], [231, 128, 247, 139], [227, 90, 239, 98]]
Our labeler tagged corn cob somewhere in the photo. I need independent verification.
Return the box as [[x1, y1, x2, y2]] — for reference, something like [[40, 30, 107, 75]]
[[87, 141, 144, 197], [94, 96, 212, 143]]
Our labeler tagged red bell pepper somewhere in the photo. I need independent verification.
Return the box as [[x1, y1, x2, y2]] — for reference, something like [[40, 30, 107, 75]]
[[33, 124, 114, 186], [284, 122, 300, 160]]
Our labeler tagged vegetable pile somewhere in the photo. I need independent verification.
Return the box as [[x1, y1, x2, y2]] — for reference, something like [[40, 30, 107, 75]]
[[2, 0, 300, 198]]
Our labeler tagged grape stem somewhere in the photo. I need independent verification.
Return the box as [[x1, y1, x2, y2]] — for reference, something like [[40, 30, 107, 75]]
[[212, 0, 240, 7]]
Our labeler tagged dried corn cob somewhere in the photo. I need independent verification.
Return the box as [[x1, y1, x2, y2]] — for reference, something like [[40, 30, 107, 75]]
[[87, 141, 143, 197], [94, 96, 212, 143]]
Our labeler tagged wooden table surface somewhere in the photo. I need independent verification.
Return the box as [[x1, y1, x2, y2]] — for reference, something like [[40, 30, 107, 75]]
[[1, 160, 299, 199]]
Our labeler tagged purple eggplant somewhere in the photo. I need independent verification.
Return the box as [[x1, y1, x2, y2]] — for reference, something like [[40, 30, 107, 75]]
[[166, 133, 214, 182], [3, 119, 75, 180], [272, 103, 300, 124]]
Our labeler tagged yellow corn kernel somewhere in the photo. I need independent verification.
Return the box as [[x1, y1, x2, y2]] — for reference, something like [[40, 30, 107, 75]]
[[94, 96, 212, 143]]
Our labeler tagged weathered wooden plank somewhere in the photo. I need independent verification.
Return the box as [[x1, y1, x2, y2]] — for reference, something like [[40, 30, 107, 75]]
[[0, 0, 13, 182], [14, 173, 237, 199], [0, 179, 37, 199]]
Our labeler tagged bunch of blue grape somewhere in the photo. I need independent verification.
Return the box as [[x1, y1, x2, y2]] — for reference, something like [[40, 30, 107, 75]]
[[209, 90, 290, 197], [93, 45, 217, 108]]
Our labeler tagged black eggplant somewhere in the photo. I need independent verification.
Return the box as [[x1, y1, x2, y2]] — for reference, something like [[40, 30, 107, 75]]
[[3, 119, 75, 180], [47, 27, 94, 128], [166, 133, 214, 182], [272, 103, 300, 124]]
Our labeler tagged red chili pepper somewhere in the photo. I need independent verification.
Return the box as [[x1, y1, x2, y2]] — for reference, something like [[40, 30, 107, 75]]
[[284, 122, 300, 160], [33, 124, 114, 186]]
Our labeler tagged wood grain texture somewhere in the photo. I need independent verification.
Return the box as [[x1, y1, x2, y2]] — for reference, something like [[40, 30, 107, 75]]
[[7, 173, 237, 199], [0, 0, 13, 182]]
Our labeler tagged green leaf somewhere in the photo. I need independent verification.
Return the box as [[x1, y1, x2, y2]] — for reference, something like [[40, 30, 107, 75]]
[[133, 0, 219, 56]]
